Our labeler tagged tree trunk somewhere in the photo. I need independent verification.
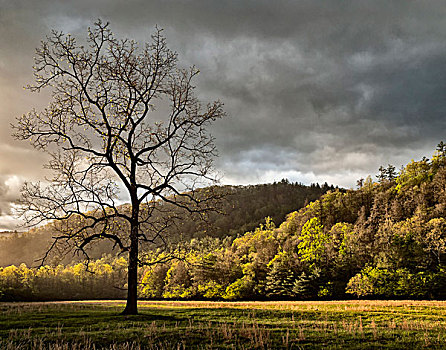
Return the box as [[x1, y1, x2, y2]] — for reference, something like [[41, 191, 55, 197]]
[[122, 219, 139, 315]]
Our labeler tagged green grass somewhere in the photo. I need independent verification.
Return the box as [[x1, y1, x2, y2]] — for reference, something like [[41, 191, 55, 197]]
[[1, 300, 446, 349]]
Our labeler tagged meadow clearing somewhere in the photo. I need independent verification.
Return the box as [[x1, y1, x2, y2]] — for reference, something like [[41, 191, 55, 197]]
[[1, 300, 446, 349]]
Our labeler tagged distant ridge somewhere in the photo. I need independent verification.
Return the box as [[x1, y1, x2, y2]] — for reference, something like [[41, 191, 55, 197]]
[[0, 181, 332, 266]]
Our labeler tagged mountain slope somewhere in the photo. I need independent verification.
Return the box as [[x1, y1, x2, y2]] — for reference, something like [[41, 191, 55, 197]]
[[0, 180, 331, 266]]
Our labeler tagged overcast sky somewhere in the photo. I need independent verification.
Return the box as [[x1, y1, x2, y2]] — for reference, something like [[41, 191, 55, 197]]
[[0, 0, 445, 230]]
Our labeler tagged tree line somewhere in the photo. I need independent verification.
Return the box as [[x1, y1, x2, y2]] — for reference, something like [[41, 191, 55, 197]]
[[1, 144, 445, 301], [140, 140, 446, 300], [0, 181, 329, 267]]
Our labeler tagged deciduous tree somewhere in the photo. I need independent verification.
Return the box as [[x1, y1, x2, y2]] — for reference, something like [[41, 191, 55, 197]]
[[13, 20, 225, 314]]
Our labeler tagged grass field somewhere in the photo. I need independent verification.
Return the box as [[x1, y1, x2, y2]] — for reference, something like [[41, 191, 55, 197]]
[[1, 300, 446, 349]]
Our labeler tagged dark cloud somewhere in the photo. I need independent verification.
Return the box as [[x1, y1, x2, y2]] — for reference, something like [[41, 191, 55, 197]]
[[1, 0, 446, 227]]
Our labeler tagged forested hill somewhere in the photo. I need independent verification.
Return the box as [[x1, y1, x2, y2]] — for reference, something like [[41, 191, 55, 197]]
[[134, 143, 446, 300], [0, 180, 331, 267], [2, 144, 446, 301]]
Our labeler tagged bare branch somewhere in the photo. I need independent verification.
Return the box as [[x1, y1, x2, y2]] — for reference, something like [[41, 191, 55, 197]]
[[13, 20, 225, 315]]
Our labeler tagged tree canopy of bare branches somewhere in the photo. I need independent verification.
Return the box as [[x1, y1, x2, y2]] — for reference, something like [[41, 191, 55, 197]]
[[12, 20, 225, 314]]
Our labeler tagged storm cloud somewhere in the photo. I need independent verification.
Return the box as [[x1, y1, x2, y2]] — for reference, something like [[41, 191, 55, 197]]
[[1, 0, 446, 229]]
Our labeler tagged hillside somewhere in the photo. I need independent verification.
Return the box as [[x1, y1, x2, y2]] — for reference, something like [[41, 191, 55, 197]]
[[133, 142, 446, 300], [0, 180, 331, 267], [1, 144, 446, 301]]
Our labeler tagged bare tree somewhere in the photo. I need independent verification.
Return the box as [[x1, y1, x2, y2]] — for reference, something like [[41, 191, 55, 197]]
[[12, 20, 225, 315]]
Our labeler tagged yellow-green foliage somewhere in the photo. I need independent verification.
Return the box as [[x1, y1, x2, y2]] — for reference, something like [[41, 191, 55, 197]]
[[0, 257, 127, 301], [139, 264, 169, 299], [346, 267, 375, 297], [224, 275, 255, 300], [197, 281, 225, 299], [298, 217, 327, 265], [2, 145, 446, 302], [396, 159, 432, 193], [163, 262, 193, 299], [330, 223, 355, 257]]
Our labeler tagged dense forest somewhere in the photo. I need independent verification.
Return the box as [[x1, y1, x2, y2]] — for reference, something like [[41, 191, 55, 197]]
[[0, 181, 330, 267], [1, 143, 446, 301]]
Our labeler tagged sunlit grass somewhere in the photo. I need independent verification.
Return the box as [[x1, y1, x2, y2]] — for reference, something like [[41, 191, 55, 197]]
[[2, 300, 446, 349]]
